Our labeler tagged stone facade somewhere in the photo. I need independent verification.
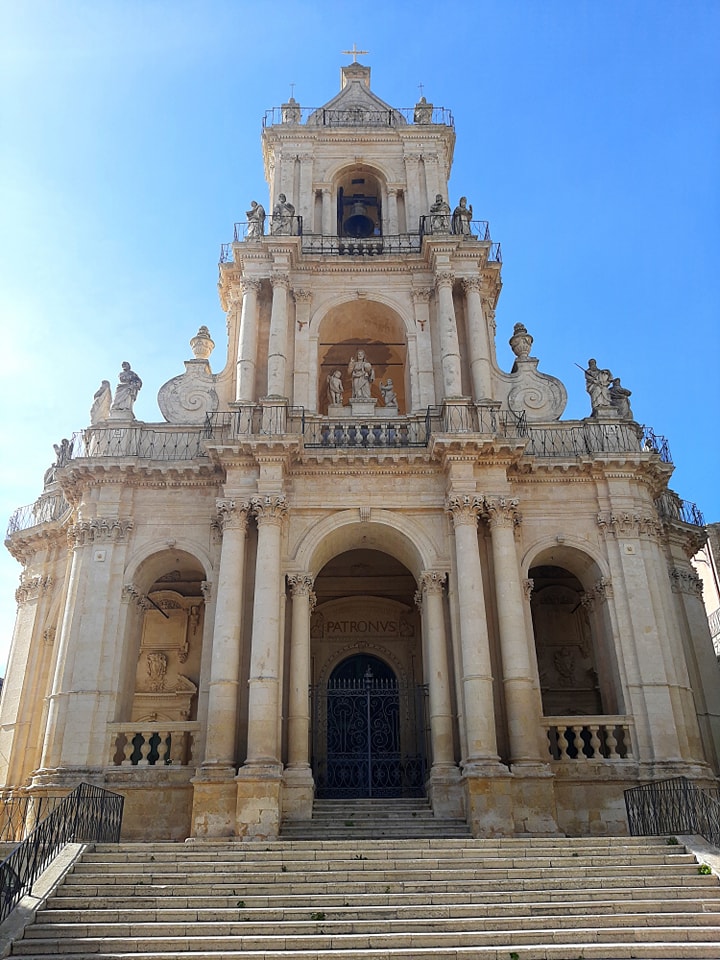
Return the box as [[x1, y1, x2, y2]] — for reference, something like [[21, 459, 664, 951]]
[[3, 62, 719, 840]]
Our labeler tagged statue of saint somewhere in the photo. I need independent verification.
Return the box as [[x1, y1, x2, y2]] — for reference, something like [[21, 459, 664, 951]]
[[584, 358, 613, 413], [609, 377, 633, 420], [53, 438, 73, 467], [246, 200, 265, 239], [413, 96, 432, 124], [90, 380, 112, 424], [271, 193, 295, 235], [111, 362, 143, 415], [452, 196, 473, 235], [347, 350, 375, 399], [327, 369, 344, 405], [429, 194, 451, 233]]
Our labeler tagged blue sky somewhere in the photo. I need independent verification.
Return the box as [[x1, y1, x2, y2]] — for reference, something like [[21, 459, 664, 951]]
[[1, 1, 719, 672]]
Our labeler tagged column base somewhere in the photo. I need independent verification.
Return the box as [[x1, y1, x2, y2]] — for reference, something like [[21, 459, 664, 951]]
[[507, 763, 561, 836], [426, 763, 464, 819], [281, 765, 315, 821], [234, 763, 283, 839], [190, 772, 237, 838], [462, 765, 514, 837]]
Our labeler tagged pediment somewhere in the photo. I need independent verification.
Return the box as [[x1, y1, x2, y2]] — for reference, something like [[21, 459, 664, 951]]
[[309, 80, 406, 126]]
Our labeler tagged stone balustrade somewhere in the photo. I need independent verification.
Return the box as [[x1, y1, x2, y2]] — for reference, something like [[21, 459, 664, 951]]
[[541, 716, 634, 762], [107, 722, 200, 767]]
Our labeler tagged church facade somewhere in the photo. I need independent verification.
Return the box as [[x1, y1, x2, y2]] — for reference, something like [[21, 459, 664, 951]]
[[3, 62, 718, 840]]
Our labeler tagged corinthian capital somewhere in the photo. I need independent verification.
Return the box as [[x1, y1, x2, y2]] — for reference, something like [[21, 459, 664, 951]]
[[484, 496, 522, 529], [287, 573, 314, 598], [446, 494, 483, 527], [419, 570, 447, 595], [293, 289, 312, 303], [435, 271, 454, 289], [270, 273, 290, 290], [461, 276, 483, 294], [240, 277, 262, 295], [251, 494, 288, 525], [68, 518, 133, 547], [215, 498, 251, 532]]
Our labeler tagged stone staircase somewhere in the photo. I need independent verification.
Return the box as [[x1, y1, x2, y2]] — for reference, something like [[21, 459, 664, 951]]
[[8, 833, 720, 958], [280, 797, 471, 839]]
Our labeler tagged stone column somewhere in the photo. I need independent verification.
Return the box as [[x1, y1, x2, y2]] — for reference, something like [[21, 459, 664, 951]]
[[286, 574, 314, 770], [386, 187, 399, 235], [267, 274, 289, 398], [417, 572, 454, 767], [435, 273, 463, 398], [462, 277, 492, 401], [292, 290, 313, 410], [236, 278, 261, 402], [484, 496, 546, 766], [446, 496, 498, 767], [412, 289, 436, 408], [403, 154, 422, 232], [202, 499, 250, 772], [321, 188, 334, 236]]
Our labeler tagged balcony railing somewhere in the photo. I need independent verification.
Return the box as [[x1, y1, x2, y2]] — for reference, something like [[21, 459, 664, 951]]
[[301, 234, 422, 256], [6, 492, 71, 538], [233, 215, 303, 241], [541, 716, 634, 761], [263, 105, 454, 128], [72, 426, 210, 461], [419, 216, 490, 241], [107, 722, 200, 767], [655, 492, 705, 527]]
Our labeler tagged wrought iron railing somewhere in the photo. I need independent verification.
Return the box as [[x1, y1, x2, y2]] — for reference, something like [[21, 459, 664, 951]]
[[6, 492, 71, 538], [426, 404, 527, 438], [640, 425, 672, 462], [107, 722, 200, 766], [419, 216, 491, 241], [71, 426, 210, 461], [233, 215, 303, 241], [708, 608, 720, 644], [625, 776, 720, 846], [655, 493, 705, 527], [0, 794, 65, 843], [541, 716, 633, 761], [524, 421, 646, 459], [263, 105, 454, 127], [0, 782, 123, 924], [301, 234, 422, 256]]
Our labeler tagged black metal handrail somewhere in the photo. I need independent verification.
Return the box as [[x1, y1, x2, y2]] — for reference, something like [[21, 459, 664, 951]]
[[0, 794, 65, 843], [655, 493, 705, 527], [301, 234, 422, 257], [233, 215, 303, 242], [625, 777, 720, 846], [419, 216, 490, 241], [6, 493, 71, 538], [263, 105, 454, 128], [0, 782, 123, 923], [641, 425, 672, 462]]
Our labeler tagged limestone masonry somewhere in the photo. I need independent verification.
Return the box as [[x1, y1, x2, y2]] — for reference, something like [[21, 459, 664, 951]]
[[3, 60, 718, 840]]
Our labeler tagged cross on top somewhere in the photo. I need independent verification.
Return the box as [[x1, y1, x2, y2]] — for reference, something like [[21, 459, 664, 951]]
[[342, 43, 369, 63], [418, 82, 425, 97]]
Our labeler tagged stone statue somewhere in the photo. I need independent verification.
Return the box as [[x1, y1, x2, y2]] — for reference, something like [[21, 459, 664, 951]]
[[246, 200, 265, 239], [111, 361, 143, 416], [90, 380, 112, 424], [281, 97, 301, 123], [413, 96, 433, 124], [379, 379, 397, 407], [53, 438, 73, 467], [347, 350, 374, 399], [271, 193, 295, 235], [452, 196, 473, 235], [327, 369, 344, 405], [509, 323, 533, 361], [584, 358, 613, 413], [429, 194, 451, 234], [609, 377, 633, 420]]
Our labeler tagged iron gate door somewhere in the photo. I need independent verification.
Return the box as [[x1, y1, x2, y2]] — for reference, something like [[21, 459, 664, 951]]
[[312, 670, 427, 798]]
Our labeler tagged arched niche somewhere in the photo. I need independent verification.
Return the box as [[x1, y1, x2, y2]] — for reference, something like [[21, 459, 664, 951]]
[[335, 165, 385, 238], [317, 300, 407, 414], [526, 545, 621, 717]]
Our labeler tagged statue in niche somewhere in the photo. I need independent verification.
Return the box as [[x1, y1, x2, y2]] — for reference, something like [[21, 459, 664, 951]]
[[584, 358, 613, 414], [111, 362, 142, 416], [348, 350, 375, 399], [271, 193, 295, 235], [246, 200, 265, 239], [379, 379, 397, 407], [146, 651, 168, 692], [327, 369, 344, 405], [609, 377, 633, 420], [452, 196, 473, 235], [90, 380, 112, 424], [429, 194, 451, 233], [509, 323, 534, 361]]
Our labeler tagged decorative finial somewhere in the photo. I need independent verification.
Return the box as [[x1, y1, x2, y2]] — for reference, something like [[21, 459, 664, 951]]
[[342, 43, 369, 63]]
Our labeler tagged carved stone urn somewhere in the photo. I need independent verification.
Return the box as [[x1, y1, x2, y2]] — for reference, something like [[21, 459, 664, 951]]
[[190, 326, 215, 361], [509, 322, 534, 361]]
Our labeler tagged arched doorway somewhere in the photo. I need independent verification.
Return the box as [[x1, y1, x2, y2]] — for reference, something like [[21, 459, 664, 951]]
[[309, 549, 428, 798]]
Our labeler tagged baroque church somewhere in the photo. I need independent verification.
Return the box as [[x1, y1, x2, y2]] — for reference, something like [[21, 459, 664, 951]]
[[2, 60, 718, 841]]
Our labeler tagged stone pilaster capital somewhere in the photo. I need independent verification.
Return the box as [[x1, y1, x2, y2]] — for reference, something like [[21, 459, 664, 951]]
[[270, 273, 290, 290], [200, 580, 212, 602], [287, 573, 314, 598], [461, 276, 483, 294], [251, 494, 288, 526], [483, 496, 522, 529], [522, 578, 534, 600], [435, 271, 455, 290], [240, 277, 262, 296], [387, 186, 398, 197], [669, 566, 704, 598], [412, 288, 433, 305], [226, 287, 244, 309], [597, 511, 662, 540], [419, 570, 447, 597], [68, 518, 133, 548], [122, 582, 152, 611], [293, 289, 313, 304], [15, 574, 53, 605], [446, 494, 483, 527], [215, 498, 251, 532]]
